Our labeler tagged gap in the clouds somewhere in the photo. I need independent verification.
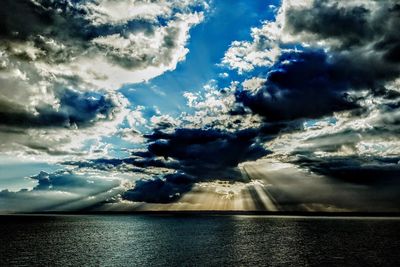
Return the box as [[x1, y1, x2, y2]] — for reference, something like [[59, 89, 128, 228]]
[[100, 136, 144, 158], [98, 1, 280, 158], [303, 117, 338, 129], [119, 0, 280, 118]]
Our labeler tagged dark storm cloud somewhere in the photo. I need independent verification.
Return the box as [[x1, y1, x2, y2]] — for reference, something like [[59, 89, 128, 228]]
[[68, 127, 271, 203], [291, 155, 400, 186], [0, 0, 94, 63], [123, 173, 195, 203], [66, 155, 167, 171], [144, 128, 270, 180], [285, 1, 372, 48], [285, 0, 400, 63], [0, 89, 117, 128], [236, 46, 399, 122], [236, 50, 359, 121], [73, 128, 270, 180]]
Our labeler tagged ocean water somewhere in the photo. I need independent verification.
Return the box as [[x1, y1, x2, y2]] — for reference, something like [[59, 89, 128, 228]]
[[1, 215, 399, 266]]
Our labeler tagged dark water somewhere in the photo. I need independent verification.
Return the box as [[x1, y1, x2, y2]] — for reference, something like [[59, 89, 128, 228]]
[[1, 215, 399, 266]]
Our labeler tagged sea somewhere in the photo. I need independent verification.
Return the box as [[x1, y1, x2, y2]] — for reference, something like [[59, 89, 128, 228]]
[[1, 215, 399, 266]]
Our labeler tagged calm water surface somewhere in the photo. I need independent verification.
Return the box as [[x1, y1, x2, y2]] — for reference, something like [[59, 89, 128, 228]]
[[1, 215, 399, 266]]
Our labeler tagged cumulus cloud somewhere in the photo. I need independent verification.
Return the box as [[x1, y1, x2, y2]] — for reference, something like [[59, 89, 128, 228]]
[[222, 19, 282, 73], [0, 0, 207, 157], [236, 50, 360, 121], [223, 0, 400, 74], [0, 0, 206, 89], [0, 91, 130, 159], [180, 80, 264, 131]]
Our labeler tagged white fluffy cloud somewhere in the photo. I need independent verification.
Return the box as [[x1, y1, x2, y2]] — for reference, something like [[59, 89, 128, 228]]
[[82, 0, 209, 26], [222, 20, 282, 73], [0, 0, 208, 158], [179, 80, 263, 131]]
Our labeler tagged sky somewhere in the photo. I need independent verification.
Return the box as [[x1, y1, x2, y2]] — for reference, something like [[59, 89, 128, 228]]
[[0, 0, 400, 213]]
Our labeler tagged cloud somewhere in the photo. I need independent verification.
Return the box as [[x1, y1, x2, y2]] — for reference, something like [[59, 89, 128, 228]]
[[292, 155, 400, 186], [223, 0, 400, 74], [283, 0, 400, 56], [0, 0, 206, 89], [226, 0, 400, 151], [222, 19, 282, 73], [243, 160, 400, 212], [235, 50, 360, 121], [144, 128, 270, 179], [68, 123, 272, 203], [69, 0, 400, 209], [270, 93, 400, 157], [0, 0, 208, 157], [0, 89, 117, 128], [0, 91, 130, 159], [73, 124, 271, 203], [180, 80, 264, 131], [123, 173, 194, 203], [83, 0, 209, 26], [0, 169, 124, 212]]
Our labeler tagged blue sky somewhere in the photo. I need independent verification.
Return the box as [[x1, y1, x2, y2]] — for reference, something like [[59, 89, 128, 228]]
[[97, 0, 281, 157], [120, 0, 279, 117]]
